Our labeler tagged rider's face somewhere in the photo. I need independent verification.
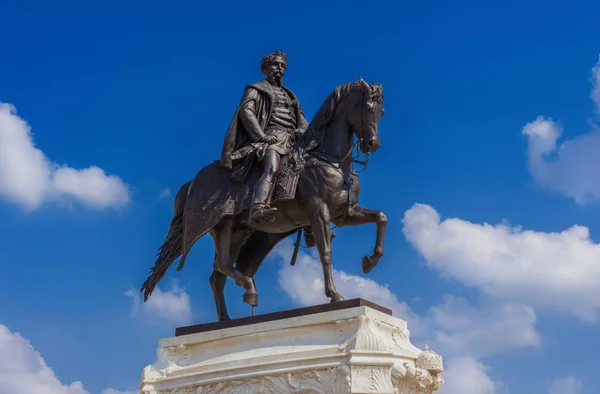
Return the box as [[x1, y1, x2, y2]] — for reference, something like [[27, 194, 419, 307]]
[[266, 57, 286, 84]]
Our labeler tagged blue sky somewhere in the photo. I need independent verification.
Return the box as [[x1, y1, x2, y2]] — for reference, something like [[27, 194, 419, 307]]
[[2, 1, 600, 393]]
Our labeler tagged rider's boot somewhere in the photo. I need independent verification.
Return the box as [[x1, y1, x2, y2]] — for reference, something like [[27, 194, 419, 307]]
[[304, 227, 316, 248], [304, 227, 336, 248], [249, 178, 278, 224]]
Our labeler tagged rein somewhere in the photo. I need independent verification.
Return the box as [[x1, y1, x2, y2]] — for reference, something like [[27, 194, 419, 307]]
[[308, 143, 353, 165], [352, 140, 370, 172], [308, 140, 369, 172]]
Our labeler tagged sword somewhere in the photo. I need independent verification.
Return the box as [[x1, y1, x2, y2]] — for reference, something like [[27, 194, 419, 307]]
[[290, 228, 303, 266]]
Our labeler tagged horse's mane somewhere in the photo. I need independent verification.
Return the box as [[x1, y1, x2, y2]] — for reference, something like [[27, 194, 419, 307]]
[[299, 82, 358, 148], [299, 80, 382, 150]]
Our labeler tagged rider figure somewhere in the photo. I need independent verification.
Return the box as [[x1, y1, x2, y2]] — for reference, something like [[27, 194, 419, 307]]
[[220, 51, 309, 224]]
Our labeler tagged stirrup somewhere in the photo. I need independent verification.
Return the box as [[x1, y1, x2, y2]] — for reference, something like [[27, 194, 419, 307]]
[[249, 205, 278, 223]]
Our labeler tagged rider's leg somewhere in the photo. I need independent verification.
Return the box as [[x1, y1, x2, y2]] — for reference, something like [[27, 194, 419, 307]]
[[249, 150, 281, 223], [262, 149, 281, 203]]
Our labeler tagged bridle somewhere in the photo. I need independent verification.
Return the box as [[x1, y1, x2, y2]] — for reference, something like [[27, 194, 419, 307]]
[[306, 87, 375, 171], [351, 92, 373, 172]]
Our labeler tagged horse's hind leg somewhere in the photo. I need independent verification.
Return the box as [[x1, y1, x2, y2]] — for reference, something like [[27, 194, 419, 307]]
[[236, 230, 296, 278], [210, 230, 295, 321], [211, 217, 258, 306], [209, 227, 255, 321], [208, 233, 230, 321], [209, 266, 230, 321]]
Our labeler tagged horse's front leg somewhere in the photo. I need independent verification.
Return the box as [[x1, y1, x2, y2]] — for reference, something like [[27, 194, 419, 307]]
[[309, 201, 344, 303], [337, 205, 387, 274]]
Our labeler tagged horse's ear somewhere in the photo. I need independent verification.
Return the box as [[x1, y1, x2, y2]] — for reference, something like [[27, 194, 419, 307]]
[[359, 76, 372, 94]]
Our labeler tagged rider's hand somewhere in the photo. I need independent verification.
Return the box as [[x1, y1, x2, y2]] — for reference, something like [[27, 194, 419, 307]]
[[262, 135, 278, 144]]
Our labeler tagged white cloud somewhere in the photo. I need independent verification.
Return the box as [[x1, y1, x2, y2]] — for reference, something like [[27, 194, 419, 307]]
[[428, 296, 540, 359], [591, 55, 600, 111], [0, 324, 89, 394], [0, 324, 136, 394], [126, 282, 193, 327], [440, 357, 503, 394], [402, 203, 600, 321], [273, 240, 421, 330], [157, 187, 173, 201], [548, 376, 583, 394], [522, 56, 600, 205], [522, 116, 600, 204], [0, 102, 130, 210]]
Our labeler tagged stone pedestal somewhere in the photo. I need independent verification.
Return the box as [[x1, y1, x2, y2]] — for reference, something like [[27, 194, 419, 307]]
[[140, 299, 444, 393]]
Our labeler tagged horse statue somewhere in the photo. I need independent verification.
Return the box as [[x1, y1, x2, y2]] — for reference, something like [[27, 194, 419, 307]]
[[140, 78, 387, 322]]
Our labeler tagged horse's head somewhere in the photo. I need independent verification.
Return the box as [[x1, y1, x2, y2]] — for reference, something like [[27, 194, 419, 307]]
[[348, 77, 385, 154]]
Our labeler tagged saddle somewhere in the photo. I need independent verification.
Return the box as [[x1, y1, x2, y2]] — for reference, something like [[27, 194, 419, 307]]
[[271, 147, 360, 210], [271, 148, 306, 205]]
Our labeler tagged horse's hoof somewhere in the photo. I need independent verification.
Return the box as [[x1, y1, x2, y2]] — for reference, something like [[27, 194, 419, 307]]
[[243, 292, 258, 307], [330, 295, 345, 303], [362, 255, 376, 274]]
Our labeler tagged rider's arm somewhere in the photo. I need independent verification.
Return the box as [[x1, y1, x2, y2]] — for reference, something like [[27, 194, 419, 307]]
[[239, 88, 267, 142], [296, 102, 309, 133]]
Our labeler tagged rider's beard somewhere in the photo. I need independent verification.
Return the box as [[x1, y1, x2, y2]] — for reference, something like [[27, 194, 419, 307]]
[[270, 72, 283, 86]]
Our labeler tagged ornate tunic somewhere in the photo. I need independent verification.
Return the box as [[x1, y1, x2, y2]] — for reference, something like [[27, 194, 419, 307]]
[[264, 85, 298, 155]]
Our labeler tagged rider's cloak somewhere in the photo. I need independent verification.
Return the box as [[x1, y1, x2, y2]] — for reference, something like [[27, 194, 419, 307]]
[[219, 79, 308, 180]]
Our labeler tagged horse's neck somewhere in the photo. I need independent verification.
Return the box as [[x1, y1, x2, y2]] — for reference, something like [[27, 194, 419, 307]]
[[317, 117, 354, 162]]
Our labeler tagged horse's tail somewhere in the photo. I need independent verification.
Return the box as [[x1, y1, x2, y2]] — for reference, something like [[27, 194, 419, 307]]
[[140, 180, 191, 302]]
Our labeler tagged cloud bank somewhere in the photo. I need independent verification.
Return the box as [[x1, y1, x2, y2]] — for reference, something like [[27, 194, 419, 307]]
[[0, 103, 130, 210], [402, 203, 600, 321], [547, 376, 583, 394], [441, 357, 503, 394], [523, 56, 600, 204], [0, 324, 135, 394], [126, 282, 193, 327]]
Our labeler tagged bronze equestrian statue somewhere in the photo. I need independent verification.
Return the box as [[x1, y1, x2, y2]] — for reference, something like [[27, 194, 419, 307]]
[[141, 51, 386, 322]]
